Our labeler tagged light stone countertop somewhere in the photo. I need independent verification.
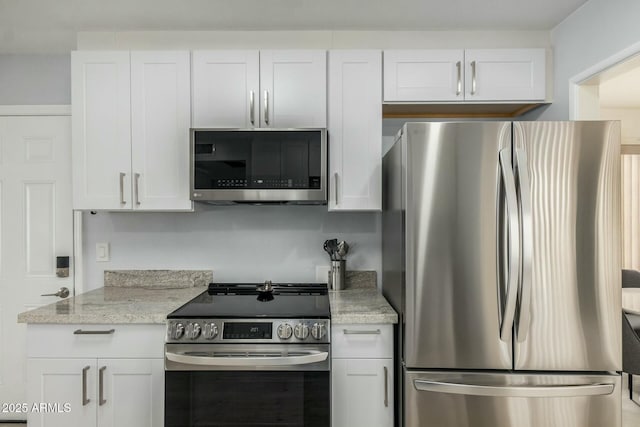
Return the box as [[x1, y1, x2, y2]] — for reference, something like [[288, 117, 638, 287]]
[[329, 289, 398, 324], [18, 270, 397, 325], [17, 286, 205, 324]]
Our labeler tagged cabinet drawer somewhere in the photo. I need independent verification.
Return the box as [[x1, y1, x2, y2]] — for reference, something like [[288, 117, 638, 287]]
[[332, 324, 393, 359], [27, 324, 165, 358]]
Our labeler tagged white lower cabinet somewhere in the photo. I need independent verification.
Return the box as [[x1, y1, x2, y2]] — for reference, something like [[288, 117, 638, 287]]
[[331, 324, 393, 427], [26, 324, 165, 427]]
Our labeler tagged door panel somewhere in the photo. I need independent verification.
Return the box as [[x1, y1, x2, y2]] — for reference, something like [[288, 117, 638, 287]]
[[513, 121, 621, 371], [259, 50, 326, 128], [27, 359, 97, 427], [403, 122, 512, 369], [97, 359, 163, 427], [191, 50, 259, 128], [0, 117, 73, 418], [404, 370, 621, 427], [71, 51, 132, 210], [131, 51, 192, 211], [383, 50, 464, 102]]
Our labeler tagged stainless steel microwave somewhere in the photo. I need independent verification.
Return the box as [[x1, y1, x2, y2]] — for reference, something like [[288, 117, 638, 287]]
[[190, 128, 327, 204]]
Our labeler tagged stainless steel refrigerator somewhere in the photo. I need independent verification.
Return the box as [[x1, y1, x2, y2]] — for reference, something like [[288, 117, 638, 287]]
[[382, 121, 622, 427]]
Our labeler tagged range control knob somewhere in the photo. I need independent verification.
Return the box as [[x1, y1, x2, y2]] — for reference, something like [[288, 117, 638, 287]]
[[203, 323, 219, 340], [311, 323, 326, 340], [294, 323, 310, 340], [186, 322, 201, 340], [277, 323, 293, 340], [171, 322, 185, 340]]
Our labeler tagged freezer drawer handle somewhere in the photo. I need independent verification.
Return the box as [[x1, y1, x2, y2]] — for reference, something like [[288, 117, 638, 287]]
[[166, 350, 328, 367], [413, 379, 615, 398]]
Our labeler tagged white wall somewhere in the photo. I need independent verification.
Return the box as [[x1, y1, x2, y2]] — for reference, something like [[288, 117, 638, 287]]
[[536, 0, 640, 120], [599, 108, 640, 144], [83, 205, 381, 290], [0, 54, 70, 105]]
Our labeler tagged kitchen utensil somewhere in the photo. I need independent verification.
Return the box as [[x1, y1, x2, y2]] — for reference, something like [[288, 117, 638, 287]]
[[337, 241, 349, 259], [327, 239, 339, 261], [323, 240, 333, 260]]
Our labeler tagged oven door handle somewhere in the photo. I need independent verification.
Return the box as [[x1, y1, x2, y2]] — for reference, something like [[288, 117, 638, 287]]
[[166, 350, 329, 367]]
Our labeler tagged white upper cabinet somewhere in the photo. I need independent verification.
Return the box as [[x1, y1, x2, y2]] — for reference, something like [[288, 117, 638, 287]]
[[192, 50, 326, 129], [191, 51, 259, 128], [328, 50, 382, 211], [383, 50, 464, 102], [72, 50, 192, 211], [72, 51, 132, 210], [383, 48, 546, 103], [131, 51, 192, 211], [260, 50, 327, 128], [464, 49, 546, 101]]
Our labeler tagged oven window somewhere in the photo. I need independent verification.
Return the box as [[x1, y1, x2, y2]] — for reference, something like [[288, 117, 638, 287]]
[[165, 371, 330, 427]]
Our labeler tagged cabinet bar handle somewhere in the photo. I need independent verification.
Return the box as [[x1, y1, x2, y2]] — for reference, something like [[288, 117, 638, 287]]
[[384, 366, 389, 407], [82, 366, 90, 406], [456, 61, 462, 96], [134, 173, 141, 206], [264, 90, 269, 125], [342, 329, 381, 335], [74, 329, 115, 335], [471, 61, 477, 95], [119, 172, 126, 205], [99, 366, 107, 406], [249, 90, 255, 125], [334, 172, 339, 205]]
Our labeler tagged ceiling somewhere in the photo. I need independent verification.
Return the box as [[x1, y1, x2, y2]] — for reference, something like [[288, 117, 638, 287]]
[[0, 0, 587, 51]]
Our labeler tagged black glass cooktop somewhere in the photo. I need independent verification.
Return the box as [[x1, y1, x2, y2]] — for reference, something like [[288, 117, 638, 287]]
[[167, 283, 330, 319]]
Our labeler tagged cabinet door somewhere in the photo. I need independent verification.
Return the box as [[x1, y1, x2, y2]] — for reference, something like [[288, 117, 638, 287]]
[[72, 51, 132, 210], [27, 359, 97, 427], [131, 51, 192, 211], [465, 49, 546, 101], [97, 359, 164, 427], [192, 50, 259, 128], [332, 358, 393, 427], [383, 50, 464, 102], [260, 50, 327, 128], [328, 50, 382, 211]]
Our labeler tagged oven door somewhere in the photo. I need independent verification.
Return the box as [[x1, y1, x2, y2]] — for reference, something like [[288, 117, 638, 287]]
[[165, 343, 330, 427]]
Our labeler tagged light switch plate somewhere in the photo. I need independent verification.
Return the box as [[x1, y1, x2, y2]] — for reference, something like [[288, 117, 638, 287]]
[[315, 265, 330, 283], [96, 243, 110, 262]]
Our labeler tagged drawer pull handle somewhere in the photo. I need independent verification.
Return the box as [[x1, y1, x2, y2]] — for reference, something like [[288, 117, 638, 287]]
[[99, 366, 107, 406], [82, 366, 90, 406], [74, 329, 115, 335], [384, 366, 389, 407], [342, 329, 381, 335]]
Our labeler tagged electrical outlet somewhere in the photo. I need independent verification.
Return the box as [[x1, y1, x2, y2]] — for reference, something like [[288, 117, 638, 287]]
[[315, 265, 330, 283], [96, 243, 110, 262]]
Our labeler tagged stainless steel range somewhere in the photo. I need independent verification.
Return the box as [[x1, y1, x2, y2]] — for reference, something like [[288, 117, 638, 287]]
[[164, 282, 331, 427]]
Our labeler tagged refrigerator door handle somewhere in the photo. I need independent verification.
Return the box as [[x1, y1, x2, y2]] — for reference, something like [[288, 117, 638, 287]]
[[498, 148, 520, 342], [413, 379, 615, 398], [514, 147, 533, 342]]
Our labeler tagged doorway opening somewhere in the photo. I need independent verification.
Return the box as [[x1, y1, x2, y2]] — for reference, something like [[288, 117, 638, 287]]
[[573, 52, 640, 270]]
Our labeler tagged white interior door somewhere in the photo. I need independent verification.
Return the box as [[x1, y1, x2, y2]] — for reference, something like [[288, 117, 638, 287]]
[[0, 116, 74, 419]]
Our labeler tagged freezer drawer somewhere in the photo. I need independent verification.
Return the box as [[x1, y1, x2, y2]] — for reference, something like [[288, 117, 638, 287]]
[[404, 370, 621, 427]]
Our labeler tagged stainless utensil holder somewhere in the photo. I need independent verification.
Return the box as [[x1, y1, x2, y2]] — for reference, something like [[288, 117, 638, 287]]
[[329, 260, 346, 291]]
